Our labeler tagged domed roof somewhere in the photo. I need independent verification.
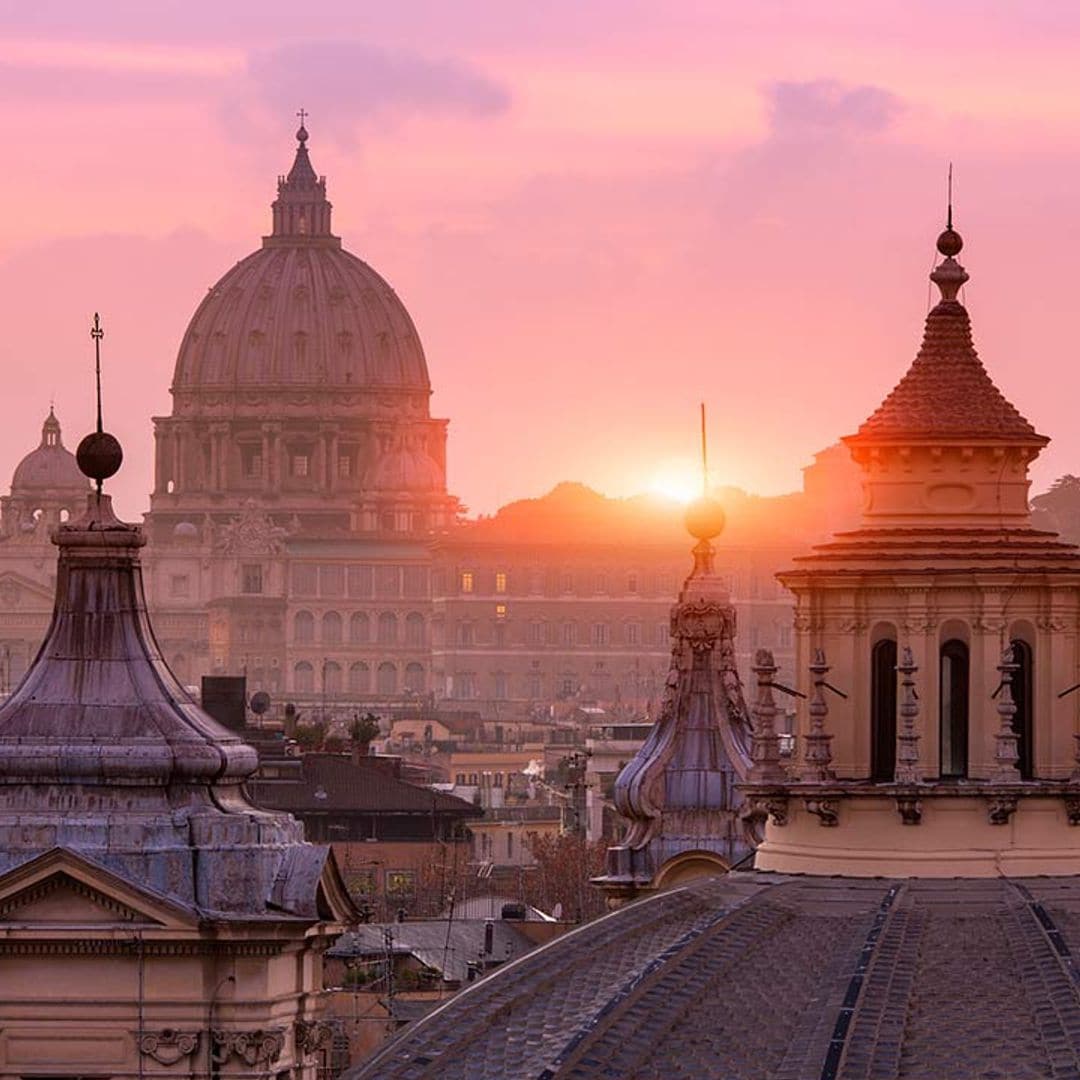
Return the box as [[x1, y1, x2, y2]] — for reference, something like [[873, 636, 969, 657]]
[[365, 444, 444, 493], [11, 408, 90, 494], [351, 872, 1080, 1079], [171, 125, 430, 404]]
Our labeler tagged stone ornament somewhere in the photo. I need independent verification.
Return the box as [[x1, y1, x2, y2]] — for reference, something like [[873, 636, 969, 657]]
[[986, 796, 1018, 825], [215, 499, 292, 555], [748, 649, 787, 783], [139, 1029, 200, 1065], [804, 798, 839, 827], [211, 1027, 286, 1066], [894, 646, 922, 784], [991, 646, 1022, 782], [295, 1018, 335, 1056], [800, 648, 835, 781], [895, 795, 922, 825]]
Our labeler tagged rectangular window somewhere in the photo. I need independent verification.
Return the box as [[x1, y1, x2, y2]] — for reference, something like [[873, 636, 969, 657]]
[[495, 571, 508, 594], [528, 621, 543, 646], [375, 565, 401, 597], [292, 454, 309, 478], [291, 563, 318, 596], [657, 622, 669, 646], [495, 603, 508, 620], [592, 623, 609, 646], [347, 564, 373, 598], [241, 564, 263, 594], [494, 672, 508, 700], [562, 622, 577, 647], [403, 565, 428, 598], [527, 674, 542, 699], [626, 623, 640, 646], [457, 623, 475, 647], [169, 573, 190, 598], [241, 445, 262, 479], [627, 573, 638, 594], [461, 571, 474, 594], [319, 564, 344, 597], [337, 454, 351, 478], [560, 573, 574, 594]]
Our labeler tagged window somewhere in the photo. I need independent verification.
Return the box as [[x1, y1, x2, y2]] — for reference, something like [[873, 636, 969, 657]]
[[294, 661, 314, 693], [461, 571, 475, 594], [940, 639, 970, 778], [468, 772, 479, 785], [375, 566, 401, 597], [595, 573, 608, 594], [527, 674, 542, 699], [495, 603, 508, 620], [169, 574, 190, 598], [592, 623, 609, 646], [779, 623, 793, 650], [292, 453, 309, 478], [294, 610, 314, 644], [378, 612, 398, 644], [562, 622, 577, 647], [455, 773, 466, 785], [871, 639, 897, 781], [292, 563, 318, 595], [337, 454, 351, 478], [323, 660, 343, 694], [404, 662, 425, 693], [241, 445, 262, 479], [319, 565, 344, 597], [495, 571, 508, 594], [1011, 639, 1034, 780], [348, 661, 370, 694], [322, 611, 342, 645], [626, 623, 640, 647], [507, 832, 514, 859], [494, 772, 504, 787], [403, 566, 427, 598], [528, 621, 544, 646], [457, 673, 477, 700], [560, 677, 575, 698], [385, 869, 415, 897], [457, 622, 475, 647], [627, 572, 638, 594], [560, 573, 574, 594], [349, 612, 370, 644], [241, 564, 263, 594], [377, 662, 398, 695], [494, 672, 508, 700], [405, 612, 425, 646], [347, 565, 373, 598]]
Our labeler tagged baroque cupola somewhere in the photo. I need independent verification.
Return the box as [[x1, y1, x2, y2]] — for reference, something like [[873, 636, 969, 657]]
[[744, 214, 1080, 877], [267, 118, 336, 244], [595, 493, 755, 902]]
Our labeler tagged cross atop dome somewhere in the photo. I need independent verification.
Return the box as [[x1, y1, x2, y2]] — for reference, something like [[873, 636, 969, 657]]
[[269, 113, 336, 242]]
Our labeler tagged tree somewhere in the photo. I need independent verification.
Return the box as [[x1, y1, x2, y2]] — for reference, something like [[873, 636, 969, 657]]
[[1032, 475, 1080, 543], [525, 832, 608, 923], [350, 713, 381, 750]]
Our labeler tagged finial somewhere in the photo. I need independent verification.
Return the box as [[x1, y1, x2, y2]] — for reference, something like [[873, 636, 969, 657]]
[[296, 107, 309, 143], [991, 644, 1021, 782], [895, 646, 922, 785], [748, 649, 787, 783], [75, 313, 123, 496], [684, 403, 725, 544], [935, 164, 964, 261], [930, 170, 968, 302]]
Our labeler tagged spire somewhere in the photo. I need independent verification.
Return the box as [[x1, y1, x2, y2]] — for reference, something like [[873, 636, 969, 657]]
[[267, 113, 337, 244], [74, 313, 123, 497], [40, 406, 61, 449], [849, 214, 1044, 445]]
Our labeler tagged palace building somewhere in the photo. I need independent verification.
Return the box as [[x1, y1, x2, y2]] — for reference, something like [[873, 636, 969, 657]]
[[349, 218, 1080, 1080]]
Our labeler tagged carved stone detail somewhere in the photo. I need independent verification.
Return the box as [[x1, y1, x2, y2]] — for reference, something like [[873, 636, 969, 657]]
[[804, 798, 839, 827], [742, 795, 788, 827], [986, 796, 1018, 825], [800, 649, 834, 781], [896, 795, 922, 825], [992, 645, 1021, 782], [748, 649, 787, 783], [295, 1018, 335, 1056], [139, 1029, 200, 1066], [1065, 795, 1080, 826], [211, 1027, 286, 1066], [894, 646, 922, 783], [214, 499, 293, 555]]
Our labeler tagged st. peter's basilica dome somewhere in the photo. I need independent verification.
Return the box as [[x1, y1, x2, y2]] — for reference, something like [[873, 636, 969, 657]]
[[170, 123, 430, 411], [10, 408, 88, 496]]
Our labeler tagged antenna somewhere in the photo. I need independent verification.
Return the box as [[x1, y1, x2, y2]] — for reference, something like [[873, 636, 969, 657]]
[[947, 163, 953, 231], [700, 402, 708, 496], [90, 313, 104, 435]]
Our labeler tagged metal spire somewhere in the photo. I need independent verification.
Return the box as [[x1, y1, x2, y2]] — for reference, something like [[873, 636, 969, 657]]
[[947, 162, 953, 231], [90, 313, 104, 435], [700, 402, 708, 497]]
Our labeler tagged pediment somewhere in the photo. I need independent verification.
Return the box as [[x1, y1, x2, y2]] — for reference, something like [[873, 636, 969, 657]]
[[0, 848, 196, 929], [0, 569, 55, 607]]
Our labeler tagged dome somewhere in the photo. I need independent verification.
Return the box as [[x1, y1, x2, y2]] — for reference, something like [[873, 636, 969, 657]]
[[365, 445, 444, 493], [350, 872, 1080, 1079], [10, 408, 90, 494], [172, 520, 199, 539], [171, 127, 430, 407]]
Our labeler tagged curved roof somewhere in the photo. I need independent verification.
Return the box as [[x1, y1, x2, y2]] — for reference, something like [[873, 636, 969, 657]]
[[366, 445, 445, 493], [171, 127, 430, 404], [11, 409, 89, 495], [350, 872, 1080, 1079]]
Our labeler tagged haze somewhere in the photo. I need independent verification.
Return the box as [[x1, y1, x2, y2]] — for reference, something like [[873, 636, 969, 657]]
[[3, 0, 1079, 518]]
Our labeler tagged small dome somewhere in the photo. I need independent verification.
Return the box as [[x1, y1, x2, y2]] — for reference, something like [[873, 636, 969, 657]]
[[11, 409, 90, 495], [365, 446, 444, 493], [173, 521, 199, 539]]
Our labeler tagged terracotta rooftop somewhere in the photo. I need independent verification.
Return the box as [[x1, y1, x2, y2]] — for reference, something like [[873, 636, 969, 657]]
[[348, 872, 1080, 1079]]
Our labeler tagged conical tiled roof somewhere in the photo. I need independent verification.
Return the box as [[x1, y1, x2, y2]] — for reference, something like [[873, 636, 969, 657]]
[[852, 227, 1045, 445]]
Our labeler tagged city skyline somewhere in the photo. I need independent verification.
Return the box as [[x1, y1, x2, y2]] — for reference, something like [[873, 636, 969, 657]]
[[2, 2, 1078, 520]]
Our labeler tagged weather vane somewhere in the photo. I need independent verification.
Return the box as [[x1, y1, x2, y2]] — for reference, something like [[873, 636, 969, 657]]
[[75, 312, 124, 498]]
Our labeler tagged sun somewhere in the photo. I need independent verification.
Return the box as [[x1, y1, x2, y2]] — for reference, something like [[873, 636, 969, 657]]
[[648, 459, 703, 504]]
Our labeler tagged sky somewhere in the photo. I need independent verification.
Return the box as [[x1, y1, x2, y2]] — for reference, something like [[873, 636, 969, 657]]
[[3, 1, 1080, 517]]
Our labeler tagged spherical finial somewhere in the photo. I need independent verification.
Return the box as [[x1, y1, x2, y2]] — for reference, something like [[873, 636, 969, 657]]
[[296, 124, 309, 145], [684, 495, 725, 541], [76, 431, 123, 484], [937, 227, 963, 258]]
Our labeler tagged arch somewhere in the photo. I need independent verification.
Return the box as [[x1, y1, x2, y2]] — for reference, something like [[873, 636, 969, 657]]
[[405, 611, 425, 647], [349, 661, 370, 694], [378, 612, 398, 645], [377, 661, 398, 695], [870, 631, 898, 781], [404, 662, 425, 693], [1010, 636, 1034, 780], [324, 660, 343, 695], [939, 638, 970, 778], [294, 660, 314, 694], [294, 610, 314, 644], [349, 611, 370, 645], [322, 610, 342, 645], [653, 850, 729, 889]]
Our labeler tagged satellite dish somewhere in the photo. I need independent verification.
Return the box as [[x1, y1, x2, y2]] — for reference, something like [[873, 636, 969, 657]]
[[250, 691, 271, 716]]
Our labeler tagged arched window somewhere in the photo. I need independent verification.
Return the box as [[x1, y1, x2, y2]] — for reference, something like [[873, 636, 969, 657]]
[[1011, 639, 1034, 780], [294, 610, 314, 644], [404, 662, 425, 693], [322, 610, 342, 645], [940, 639, 970, 778], [350, 612, 370, 645], [871, 639, 897, 781], [405, 612, 425, 647], [377, 661, 398, 695], [324, 660, 343, 695], [294, 661, 314, 693], [349, 661, 370, 694], [378, 612, 398, 645]]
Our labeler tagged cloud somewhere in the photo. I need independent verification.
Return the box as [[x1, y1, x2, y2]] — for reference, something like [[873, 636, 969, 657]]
[[244, 40, 510, 138], [0, 61, 204, 103], [767, 79, 903, 140]]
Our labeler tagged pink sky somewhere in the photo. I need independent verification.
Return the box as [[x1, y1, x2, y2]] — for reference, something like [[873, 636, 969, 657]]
[[3, 1, 1080, 517]]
